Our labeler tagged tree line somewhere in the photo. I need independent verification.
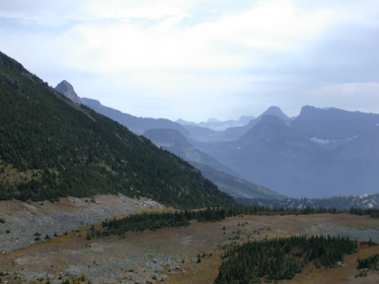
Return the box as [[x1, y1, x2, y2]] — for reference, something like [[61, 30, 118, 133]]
[[214, 235, 358, 284], [88, 206, 347, 238], [349, 208, 379, 218], [358, 254, 379, 270], [88, 208, 228, 238]]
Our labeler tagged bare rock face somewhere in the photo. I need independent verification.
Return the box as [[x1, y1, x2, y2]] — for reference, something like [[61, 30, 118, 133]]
[[55, 80, 82, 104]]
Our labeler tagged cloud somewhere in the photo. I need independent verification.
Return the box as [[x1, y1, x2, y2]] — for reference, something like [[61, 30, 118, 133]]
[[38, 0, 336, 73], [0, 0, 378, 120], [310, 82, 379, 112]]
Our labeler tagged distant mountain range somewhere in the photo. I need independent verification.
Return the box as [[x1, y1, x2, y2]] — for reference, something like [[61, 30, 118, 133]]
[[196, 107, 379, 198], [82, 98, 188, 136], [55, 81, 282, 200], [144, 128, 282, 200], [143, 128, 233, 175], [0, 51, 232, 209], [176, 106, 290, 143], [54, 79, 379, 201], [55, 81, 188, 136], [177, 115, 255, 131], [212, 106, 291, 141], [2, 49, 377, 211], [241, 193, 379, 210]]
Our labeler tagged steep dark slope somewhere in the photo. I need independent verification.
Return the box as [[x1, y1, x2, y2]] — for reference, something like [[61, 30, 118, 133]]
[[0, 51, 232, 209], [144, 128, 282, 200]]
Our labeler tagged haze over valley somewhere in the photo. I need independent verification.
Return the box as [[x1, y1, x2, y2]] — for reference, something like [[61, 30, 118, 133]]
[[55, 80, 379, 200]]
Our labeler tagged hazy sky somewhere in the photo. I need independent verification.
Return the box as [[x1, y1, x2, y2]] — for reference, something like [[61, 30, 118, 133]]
[[1, 0, 379, 121]]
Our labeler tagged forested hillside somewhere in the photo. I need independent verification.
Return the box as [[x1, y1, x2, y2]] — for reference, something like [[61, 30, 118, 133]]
[[0, 51, 232, 209]]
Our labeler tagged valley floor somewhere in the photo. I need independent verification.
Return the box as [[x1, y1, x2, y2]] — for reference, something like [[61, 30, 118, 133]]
[[1, 211, 379, 283]]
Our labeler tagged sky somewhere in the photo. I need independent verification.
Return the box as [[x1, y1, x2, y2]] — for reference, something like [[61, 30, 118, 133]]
[[0, 0, 379, 121]]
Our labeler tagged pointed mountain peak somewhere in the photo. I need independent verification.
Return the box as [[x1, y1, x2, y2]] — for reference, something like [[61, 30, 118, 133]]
[[55, 80, 81, 104], [260, 106, 289, 121], [56, 80, 74, 91]]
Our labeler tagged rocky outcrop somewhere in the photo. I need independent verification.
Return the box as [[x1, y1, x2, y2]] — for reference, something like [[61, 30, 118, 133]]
[[55, 80, 82, 104]]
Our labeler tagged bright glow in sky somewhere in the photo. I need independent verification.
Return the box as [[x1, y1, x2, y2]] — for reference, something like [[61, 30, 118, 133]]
[[1, 0, 379, 120]]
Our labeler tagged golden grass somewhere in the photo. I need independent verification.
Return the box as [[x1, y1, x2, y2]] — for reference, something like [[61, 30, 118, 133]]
[[164, 251, 222, 284], [0, 161, 40, 187]]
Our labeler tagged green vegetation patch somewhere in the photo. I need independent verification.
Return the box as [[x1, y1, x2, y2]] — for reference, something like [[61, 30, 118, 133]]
[[0, 161, 41, 187], [87, 206, 341, 239], [358, 254, 379, 271], [350, 208, 379, 219], [214, 236, 357, 284], [89, 208, 227, 238]]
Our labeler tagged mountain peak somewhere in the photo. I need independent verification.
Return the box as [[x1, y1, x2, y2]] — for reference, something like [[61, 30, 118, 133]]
[[298, 105, 351, 120], [260, 106, 289, 121], [55, 80, 81, 104], [56, 80, 74, 91], [299, 105, 319, 115]]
